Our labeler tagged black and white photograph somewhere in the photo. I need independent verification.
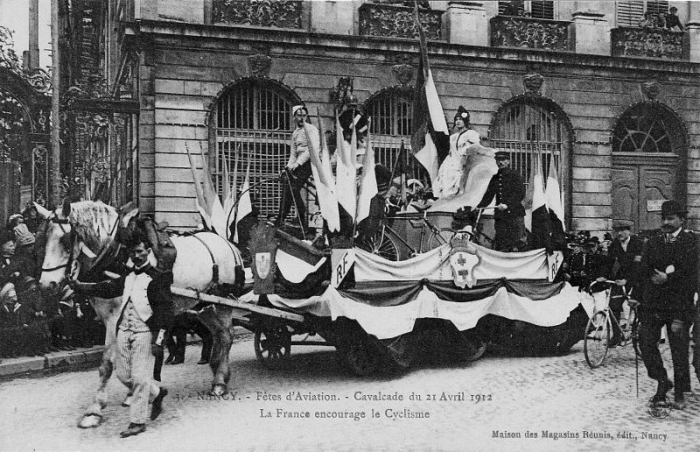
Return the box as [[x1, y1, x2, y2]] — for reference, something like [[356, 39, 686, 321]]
[[0, 0, 698, 450]]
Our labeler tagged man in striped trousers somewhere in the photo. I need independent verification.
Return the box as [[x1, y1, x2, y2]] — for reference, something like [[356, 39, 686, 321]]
[[73, 232, 174, 437]]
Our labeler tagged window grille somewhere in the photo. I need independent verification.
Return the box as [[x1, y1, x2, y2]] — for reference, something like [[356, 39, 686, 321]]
[[212, 79, 296, 219], [364, 88, 427, 184], [489, 101, 569, 192], [617, 0, 668, 27], [612, 104, 674, 153]]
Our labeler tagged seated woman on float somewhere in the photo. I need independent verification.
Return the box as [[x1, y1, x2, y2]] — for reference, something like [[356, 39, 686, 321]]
[[428, 107, 498, 213]]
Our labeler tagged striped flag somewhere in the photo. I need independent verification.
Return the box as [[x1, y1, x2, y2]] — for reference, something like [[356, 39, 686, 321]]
[[335, 111, 357, 221], [545, 155, 565, 232], [410, 3, 449, 183], [310, 112, 340, 232], [186, 143, 211, 229], [356, 118, 378, 224], [233, 162, 252, 244], [198, 144, 228, 239]]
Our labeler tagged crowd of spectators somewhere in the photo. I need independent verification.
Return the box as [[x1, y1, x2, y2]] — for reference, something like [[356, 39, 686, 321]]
[[0, 206, 104, 361]]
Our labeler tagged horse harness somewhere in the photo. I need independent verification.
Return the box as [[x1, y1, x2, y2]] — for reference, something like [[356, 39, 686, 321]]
[[39, 212, 121, 284]]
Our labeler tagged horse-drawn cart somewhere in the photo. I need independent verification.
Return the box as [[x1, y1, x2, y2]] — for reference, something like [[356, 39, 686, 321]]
[[199, 223, 588, 376]]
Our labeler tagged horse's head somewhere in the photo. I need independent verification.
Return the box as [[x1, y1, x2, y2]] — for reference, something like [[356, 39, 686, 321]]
[[36, 199, 120, 292]]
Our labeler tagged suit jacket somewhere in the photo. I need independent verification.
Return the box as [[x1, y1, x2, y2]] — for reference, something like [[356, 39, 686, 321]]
[[607, 235, 644, 291], [477, 167, 526, 219], [83, 266, 174, 334], [640, 229, 698, 321]]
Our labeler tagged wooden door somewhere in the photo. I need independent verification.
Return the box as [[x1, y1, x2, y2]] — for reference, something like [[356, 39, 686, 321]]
[[612, 156, 677, 232]]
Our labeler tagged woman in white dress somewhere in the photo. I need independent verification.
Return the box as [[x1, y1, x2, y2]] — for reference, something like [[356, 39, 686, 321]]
[[432, 106, 478, 198]]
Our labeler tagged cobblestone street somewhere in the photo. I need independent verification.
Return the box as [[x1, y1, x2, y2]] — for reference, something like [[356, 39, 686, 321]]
[[0, 336, 697, 452]]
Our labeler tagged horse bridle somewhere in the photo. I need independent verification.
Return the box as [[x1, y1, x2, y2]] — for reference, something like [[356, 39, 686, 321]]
[[39, 215, 77, 280]]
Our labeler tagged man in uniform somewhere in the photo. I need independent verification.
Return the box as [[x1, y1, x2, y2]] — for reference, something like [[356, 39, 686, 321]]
[[636, 200, 698, 409], [72, 233, 173, 437], [606, 220, 644, 346], [477, 151, 526, 251], [276, 104, 318, 232]]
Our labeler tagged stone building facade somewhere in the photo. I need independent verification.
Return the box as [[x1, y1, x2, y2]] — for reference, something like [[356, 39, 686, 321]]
[[104, 0, 700, 237]]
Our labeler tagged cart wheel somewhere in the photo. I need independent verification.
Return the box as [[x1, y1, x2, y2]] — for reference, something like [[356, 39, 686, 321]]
[[343, 341, 381, 376], [584, 311, 609, 368], [254, 326, 291, 369]]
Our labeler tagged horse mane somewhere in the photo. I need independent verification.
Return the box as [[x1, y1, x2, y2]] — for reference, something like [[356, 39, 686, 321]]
[[68, 201, 119, 252]]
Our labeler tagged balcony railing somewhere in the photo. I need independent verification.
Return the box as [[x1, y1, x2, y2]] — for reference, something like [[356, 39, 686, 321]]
[[611, 27, 687, 60], [490, 15, 572, 52], [212, 0, 303, 29], [359, 3, 443, 40]]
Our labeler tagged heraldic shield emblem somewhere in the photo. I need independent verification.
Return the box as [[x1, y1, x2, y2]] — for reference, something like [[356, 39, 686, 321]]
[[249, 223, 278, 294], [449, 236, 480, 289]]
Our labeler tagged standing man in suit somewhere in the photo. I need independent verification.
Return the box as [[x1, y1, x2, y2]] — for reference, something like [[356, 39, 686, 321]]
[[72, 233, 173, 437], [606, 220, 644, 346], [477, 151, 526, 251], [636, 200, 698, 409]]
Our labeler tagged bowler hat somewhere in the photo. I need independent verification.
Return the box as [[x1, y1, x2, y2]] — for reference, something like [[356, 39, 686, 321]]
[[494, 151, 510, 160], [612, 219, 633, 231], [661, 200, 687, 218]]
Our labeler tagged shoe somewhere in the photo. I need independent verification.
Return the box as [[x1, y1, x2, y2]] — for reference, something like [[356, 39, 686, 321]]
[[672, 394, 686, 410], [656, 379, 674, 397], [120, 423, 146, 438], [151, 387, 168, 420], [170, 357, 184, 365], [197, 358, 209, 365], [164, 355, 175, 365], [649, 394, 669, 406]]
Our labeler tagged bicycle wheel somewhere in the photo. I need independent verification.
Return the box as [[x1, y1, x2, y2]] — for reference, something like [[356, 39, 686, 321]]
[[628, 307, 642, 358], [358, 231, 401, 261], [584, 311, 610, 368], [427, 228, 457, 250]]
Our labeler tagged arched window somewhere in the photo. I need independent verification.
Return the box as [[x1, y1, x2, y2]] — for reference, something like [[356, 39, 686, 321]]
[[612, 103, 676, 153], [364, 87, 424, 181], [211, 78, 299, 218], [489, 98, 572, 201]]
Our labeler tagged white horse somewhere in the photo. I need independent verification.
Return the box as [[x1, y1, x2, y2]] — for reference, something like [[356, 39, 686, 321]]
[[36, 200, 244, 428]]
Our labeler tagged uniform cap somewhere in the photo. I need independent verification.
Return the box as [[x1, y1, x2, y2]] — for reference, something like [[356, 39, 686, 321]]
[[292, 105, 307, 116], [454, 106, 470, 123], [0, 282, 16, 301], [494, 151, 510, 160], [612, 219, 633, 231]]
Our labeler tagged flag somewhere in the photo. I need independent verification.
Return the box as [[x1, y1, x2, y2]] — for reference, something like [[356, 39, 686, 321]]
[[356, 118, 378, 224], [410, 4, 449, 184], [222, 154, 237, 240], [306, 113, 340, 232], [233, 162, 252, 244], [198, 144, 228, 239], [186, 143, 211, 229], [335, 110, 357, 220], [526, 151, 553, 251], [545, 155, 565, 232]]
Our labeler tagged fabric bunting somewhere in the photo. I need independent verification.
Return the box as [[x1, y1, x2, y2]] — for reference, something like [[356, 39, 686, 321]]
[[545, 155, 565, 233], [335, 112, 357, 220]]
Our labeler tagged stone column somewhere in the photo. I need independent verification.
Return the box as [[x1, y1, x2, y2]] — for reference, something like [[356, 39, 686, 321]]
[[444, 2, 487, 47], [686, 2, 700, 62], [571, 10, 609, 56]]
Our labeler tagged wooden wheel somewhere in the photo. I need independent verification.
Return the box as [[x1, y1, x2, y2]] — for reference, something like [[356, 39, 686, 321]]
[[254, 325, 291, 369]]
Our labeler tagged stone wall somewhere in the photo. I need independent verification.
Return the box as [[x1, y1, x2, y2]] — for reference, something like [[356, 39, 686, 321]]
[[134, 22, 700, 236]]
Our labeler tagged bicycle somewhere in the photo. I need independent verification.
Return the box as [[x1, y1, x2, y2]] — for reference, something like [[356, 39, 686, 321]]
[[357, 206, 479, 261], [583, 280, 641, 368]]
